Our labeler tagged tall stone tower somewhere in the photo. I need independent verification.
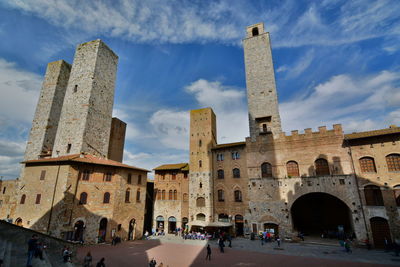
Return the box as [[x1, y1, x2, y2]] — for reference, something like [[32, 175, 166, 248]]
[[52, 40, 118, 158], [24, 60, 71, 161], [189, 108, 217, 225], [243, 23, 282, 140]]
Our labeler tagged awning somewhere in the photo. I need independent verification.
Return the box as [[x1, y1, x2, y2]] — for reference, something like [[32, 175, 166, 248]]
[[189, 221, 233, 227]]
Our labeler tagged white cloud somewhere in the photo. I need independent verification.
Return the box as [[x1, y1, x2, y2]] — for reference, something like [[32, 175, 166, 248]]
[[0, 140, 25, 179]]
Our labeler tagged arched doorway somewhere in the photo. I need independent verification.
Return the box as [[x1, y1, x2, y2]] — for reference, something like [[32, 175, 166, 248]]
[[235, 215, 244, 236], [98, 218, 107, 243], [128, 219, 136, 240], [370, 217, 392, 249], [291, 192, 352, 238], [15, 218, 23, 226], [73, 220, 85, 242], [168, 217, 177, 233], [263, 223, 279, 236], [182, 217, 188, 230], [156, 216, 164, 232]]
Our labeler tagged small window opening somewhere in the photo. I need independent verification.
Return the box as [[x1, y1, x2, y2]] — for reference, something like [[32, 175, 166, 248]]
[[74, 85, 78, 93], [199, 182, 202, 188], [252, 27, 259, 36], [339, 179, 345, 185], [67, 144, 71, 153]]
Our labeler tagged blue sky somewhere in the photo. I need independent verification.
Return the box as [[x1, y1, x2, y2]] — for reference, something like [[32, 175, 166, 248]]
[[0, 0, 399, 179]]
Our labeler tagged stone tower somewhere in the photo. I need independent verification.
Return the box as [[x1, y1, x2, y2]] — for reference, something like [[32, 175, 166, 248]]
[[24, 60, 71, 161], [52, 40, 118, 158], [107, 117, 127, 162], [189, 108, 217, 225], [243, 23, 282, 140]]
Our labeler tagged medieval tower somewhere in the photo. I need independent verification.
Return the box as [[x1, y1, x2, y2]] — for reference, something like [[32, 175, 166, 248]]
[[23, 60, 71, 161], [52, 40, 118, 158], [243, 23, 282, 140], [189, 108, 217, 225]]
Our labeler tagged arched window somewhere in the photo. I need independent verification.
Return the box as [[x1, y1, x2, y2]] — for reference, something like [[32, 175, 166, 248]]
[[162, 190, 166, 200], [234, 190, 242, 202], [127, 173, 132, 184], [252, 27, 259, 36], [79, 192, 87, 205], [196, 197, 205, 207], [315, 158, 330, 176], [359, 157, 377, 173], [364, 185, 384, 206], [20, 194, 26, 204], [136, 189, 140, 202], [386, 154, 400, 172], [183, 193, 188, 202], [199, 139, 202, 147], [217, 169, 224, 179], [196, 213, 206, 221], [233, 168, 240, 178], [218, 213, 229, 222], [199, 160, 202, 168], [169, 190, 173, 200], [261, 162, 272, 178], [103, 192, 110, 204], [218, 189, 224, 202], [394, 185, 400, 207], [173, 190, 177, 200], [125, 189, 130, 203], [286, 161, 299, 177]]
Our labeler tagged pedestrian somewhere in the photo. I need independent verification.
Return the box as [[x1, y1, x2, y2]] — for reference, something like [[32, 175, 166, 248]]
[[276, 235, 281, 247], [344, 239, 352, 253], [35, 242, 44, 260], [149, 258, 157, 267], [218, 237, 225, 253], [227, 234, 232, 248], [96, 257, 106, 267], [26, 234, 38, 267], [83, 251, 92, 267], [63, 247, 72, 262], [206, 244, 211, 260], [260, 233, 264, 246], [144, 231, 149, 240]]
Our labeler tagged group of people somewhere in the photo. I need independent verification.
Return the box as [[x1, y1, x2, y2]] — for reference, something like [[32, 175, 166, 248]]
[[259, 231, 281, 246]]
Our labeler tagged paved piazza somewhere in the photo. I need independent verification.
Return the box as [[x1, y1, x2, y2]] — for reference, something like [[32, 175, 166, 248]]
[[77, 236, 400, 267]]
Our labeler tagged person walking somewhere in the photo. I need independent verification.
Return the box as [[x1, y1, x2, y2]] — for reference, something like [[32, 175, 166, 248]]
[[206, 244, 211, 260], [276, 235, 281, 247], [227, 234, 232, 248], [26, 234, 38, 267], [344, 239, 352, 253], [96, 258, 106, 267], [83, 251, 92, 267], [218, 237, 225, 253]]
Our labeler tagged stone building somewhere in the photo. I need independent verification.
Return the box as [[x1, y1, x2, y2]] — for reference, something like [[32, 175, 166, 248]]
[[153, 163, 189, 233], [2, 39, 149, 244], [0, 179, 18, 221], [155, 23, 400, 248]]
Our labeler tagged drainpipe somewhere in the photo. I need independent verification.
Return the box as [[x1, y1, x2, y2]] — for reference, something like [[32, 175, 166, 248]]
[[346, 139, 370, 241], [47, 162, 61, 234]]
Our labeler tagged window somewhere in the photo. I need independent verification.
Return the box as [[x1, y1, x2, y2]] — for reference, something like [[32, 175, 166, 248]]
[[184, 172, 188, 179], [233, 168, 240, 178], [217, 153, 224, 161], [35, 194, 41, 204], [2, 187, 5, 194], [173, 190, 177, 200], [104, 173, 112, 182], [183, 193, 188, 202], [217, 169, 224, 179], [73, 84, 78, 93], [339, 179, 345, 185], [157, 189, 161, 200], [286, 161, 299, 177], [360, 157, 377, 173], [136, 189, 141, 202], [315, 158, 330, 176], [218, 190, 224, 202], [252, 27, 259, 36], [218, 213, 229, 222], [199, 182, 202, 188], [162, 190, 166, 200], [169, 190, 173, 200], [364, 185, 384, 206], [199, 139, 202, 147], [386, 154, 400, 172], [199, 160, 202, 168], [66, 144, 71, 153], [234, 190, 242, 202], [138, 174, 142, 185], [79, 192, 87, 205], [20, 194, 26, 204], [196, 197, 205, 207], [196, 213, 206, 221], [232, 151, 240, 160], [394, 185, 400, 207], [172, 172, 176, 180], [40, 170, 46, 180], [81, 170, 90, 181], [127, 174, 132, 184], [103, 192, 110, 204], [125, 189, 130, 203], [261, 162, 272, 178]]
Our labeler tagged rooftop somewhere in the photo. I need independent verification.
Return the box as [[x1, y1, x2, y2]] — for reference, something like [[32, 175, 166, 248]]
[[154, 163, 189, 171], [22, 153, 149, 172], [345, 125, 400, 140], [212, 141, 246, 150]]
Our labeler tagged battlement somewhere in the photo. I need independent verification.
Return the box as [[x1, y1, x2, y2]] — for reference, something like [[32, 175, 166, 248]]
[[277, 124, 343, 140]]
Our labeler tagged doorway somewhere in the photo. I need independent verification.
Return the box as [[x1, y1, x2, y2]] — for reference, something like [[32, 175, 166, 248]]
[[128, 218, 136, 240], [168, 217, 177, 233], [98, 218, 107, 243], [73, 220, 85, 242], [370, 217, 392, 249], [235, 215, 244, 236]]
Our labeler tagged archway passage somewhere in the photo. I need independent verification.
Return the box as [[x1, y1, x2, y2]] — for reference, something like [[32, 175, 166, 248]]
[[370, 217, 392, 249], [168, 217, 177, 233], [15, 218, 23, 226], [98, 218, 108, 243], [73, 220, 84, 242], [128, 219, 136, 240], [263, 223, 279, 236], [156, 216, 164, 232], [291, 192, 353, 238], [235, 215, 244, 236]]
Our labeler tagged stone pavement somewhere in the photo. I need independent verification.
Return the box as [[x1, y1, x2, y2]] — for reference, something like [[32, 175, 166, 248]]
[[77, 235, 400, 267]]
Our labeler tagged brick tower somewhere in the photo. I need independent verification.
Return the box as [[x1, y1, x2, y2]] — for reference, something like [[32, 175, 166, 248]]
[[24, 60, 71, 161], [243, 23, 282, 140], [189, 108, 217, 226], [52, 40, 118, 158]]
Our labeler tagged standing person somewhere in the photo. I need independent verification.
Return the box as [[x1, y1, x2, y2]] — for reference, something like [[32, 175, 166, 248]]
[[276, 235, 281, 247], [83, 252, 92, 267], [260, 232, 264, 246], [227, 234, 232, 248], [63, 247, 72, 262], [96, 257, 106, 267], [344, 239, 352, 253], [149, 258, 157, 267], [218, 237, 225, 253], [206, 244, 211, 261], [26, 234, 38, 267]]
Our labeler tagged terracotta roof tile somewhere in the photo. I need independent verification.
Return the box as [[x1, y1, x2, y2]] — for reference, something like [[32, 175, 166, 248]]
[[345, 126, 400, 140], [154, 163, 189, 171]]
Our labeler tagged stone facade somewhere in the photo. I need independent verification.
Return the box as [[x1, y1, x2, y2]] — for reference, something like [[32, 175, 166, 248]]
[[53, 40, 118, 158], [108, 117, 127, 162], [0, 179, 18, 221], [153, 163, 189, 233]]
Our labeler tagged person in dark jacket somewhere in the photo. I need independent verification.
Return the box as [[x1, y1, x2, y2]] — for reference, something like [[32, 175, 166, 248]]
[[96, 257, 106, 267], [206, 244, 211, 260], [26, 234, 38, 267], [218, 237, 225, 253]]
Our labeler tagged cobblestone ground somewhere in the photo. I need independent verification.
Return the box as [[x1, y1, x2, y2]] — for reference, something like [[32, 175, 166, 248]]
[[77, 235, 400, 267]]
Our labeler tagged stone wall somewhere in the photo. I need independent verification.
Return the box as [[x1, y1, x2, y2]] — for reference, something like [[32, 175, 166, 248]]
[[108, 117, 126, 162], [0, 179, 18, 220]]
